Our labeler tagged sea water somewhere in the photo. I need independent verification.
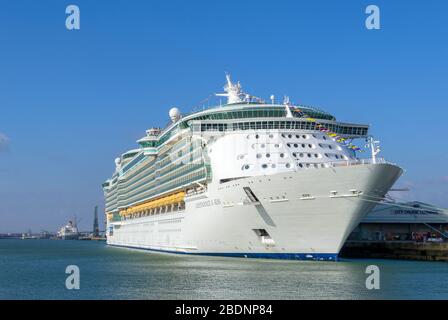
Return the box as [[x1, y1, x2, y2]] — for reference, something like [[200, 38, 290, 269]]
[[0, 239, 446, 299]]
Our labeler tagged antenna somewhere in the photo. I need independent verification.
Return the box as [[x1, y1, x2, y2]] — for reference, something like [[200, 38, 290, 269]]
[[270, 95, 275, 104]]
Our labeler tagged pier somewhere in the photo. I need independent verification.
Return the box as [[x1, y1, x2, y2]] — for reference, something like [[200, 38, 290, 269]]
[[340, 240, 448, 262]]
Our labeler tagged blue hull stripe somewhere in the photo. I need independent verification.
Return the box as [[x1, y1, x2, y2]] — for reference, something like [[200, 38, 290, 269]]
[[109, 244, 339, 261]]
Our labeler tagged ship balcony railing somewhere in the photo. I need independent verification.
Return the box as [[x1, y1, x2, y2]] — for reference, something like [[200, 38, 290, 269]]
[[185, 187, 207, 197], [329, 157, 389, 168]]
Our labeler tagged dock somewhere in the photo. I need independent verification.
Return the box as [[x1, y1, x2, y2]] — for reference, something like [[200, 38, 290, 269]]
[[340, 240, 448, 262]]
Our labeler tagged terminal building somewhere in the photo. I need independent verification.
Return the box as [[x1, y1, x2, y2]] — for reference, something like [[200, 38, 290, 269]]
[[348, 201, 448, 242]]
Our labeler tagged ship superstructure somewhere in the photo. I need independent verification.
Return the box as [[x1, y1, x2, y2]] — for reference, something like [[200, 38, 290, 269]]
[[57, 219, 79, 240], [102, 75, 402, 260]]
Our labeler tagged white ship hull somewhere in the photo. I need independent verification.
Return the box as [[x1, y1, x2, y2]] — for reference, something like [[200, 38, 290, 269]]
[[107, 163, 402, 261], [60, 233, 79, 240]]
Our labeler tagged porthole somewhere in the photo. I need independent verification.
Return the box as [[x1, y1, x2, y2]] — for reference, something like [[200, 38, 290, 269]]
[[288, 134, 292, 138], [274, 144, 280, 148], [285, 163, 291, 168], [266, 153, 271, 158], [262, 164, 268, 169], [307, 153, 312, 158], [314, 154, 319, 158], [281, 134, 285, 138], [287, 143, 291, 147], [292, 152, 297, 157], [294, 143, 298, 148], [269, 134, 274, 138], [280, 153, 285, 158], [306, 163, 310, 168], [308, 144, 312, 148], [302, 135, 307, 139], [255, 134, 259, 139], [329, 145, 333, 149], [299, 153, 304, 157], [298, 163, 303, 168], [256, 154, 262, 159], [271, 164, 276, 168], [314, 164, 319, 168], [261, 144, 265, 148], [301, 144, 305, 148], [295, 134, 300, 139], [242, 165, 250, 170], [323, 136, 327, 140]]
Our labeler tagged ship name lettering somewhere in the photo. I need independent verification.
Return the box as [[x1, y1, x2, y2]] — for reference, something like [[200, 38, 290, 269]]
[[195, 199, 221, 208]]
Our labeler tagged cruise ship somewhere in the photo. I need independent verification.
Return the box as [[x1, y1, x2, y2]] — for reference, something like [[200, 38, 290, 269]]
[[103, 75, 403, 261]]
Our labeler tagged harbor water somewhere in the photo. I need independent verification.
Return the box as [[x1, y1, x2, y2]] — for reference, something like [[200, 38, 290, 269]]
[[0, 239, 447, 300]]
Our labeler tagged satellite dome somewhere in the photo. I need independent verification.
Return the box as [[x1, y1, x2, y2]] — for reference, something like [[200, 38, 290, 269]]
[[169, 107, 181, 122]]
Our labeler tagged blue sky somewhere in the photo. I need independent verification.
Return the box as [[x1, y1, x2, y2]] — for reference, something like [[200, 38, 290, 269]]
[[0, 0, 447, 232]]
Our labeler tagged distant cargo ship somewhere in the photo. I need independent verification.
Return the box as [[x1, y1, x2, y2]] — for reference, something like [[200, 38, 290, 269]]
[[57, 219, 79, 240], [103, 75, 402, 261], [21, 230, 38, 240]]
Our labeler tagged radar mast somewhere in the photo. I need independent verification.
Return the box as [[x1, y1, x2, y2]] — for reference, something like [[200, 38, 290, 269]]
[[215, 74, 245, 104]]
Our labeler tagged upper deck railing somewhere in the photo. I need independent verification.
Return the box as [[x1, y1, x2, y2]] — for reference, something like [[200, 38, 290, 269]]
[[329, 157, 388, 168], [189, 117, 369, 138]]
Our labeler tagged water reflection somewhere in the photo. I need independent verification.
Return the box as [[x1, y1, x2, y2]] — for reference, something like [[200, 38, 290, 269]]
[[0, 240, 447, 299]]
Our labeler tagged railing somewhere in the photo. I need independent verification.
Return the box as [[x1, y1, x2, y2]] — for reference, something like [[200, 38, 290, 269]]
[[329, 157, 387, 168], [190, 118, 368, 137], [185, 188, 207, 197]]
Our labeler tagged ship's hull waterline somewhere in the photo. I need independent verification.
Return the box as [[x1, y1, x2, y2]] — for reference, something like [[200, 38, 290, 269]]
[[107, 163, 402, 261]]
